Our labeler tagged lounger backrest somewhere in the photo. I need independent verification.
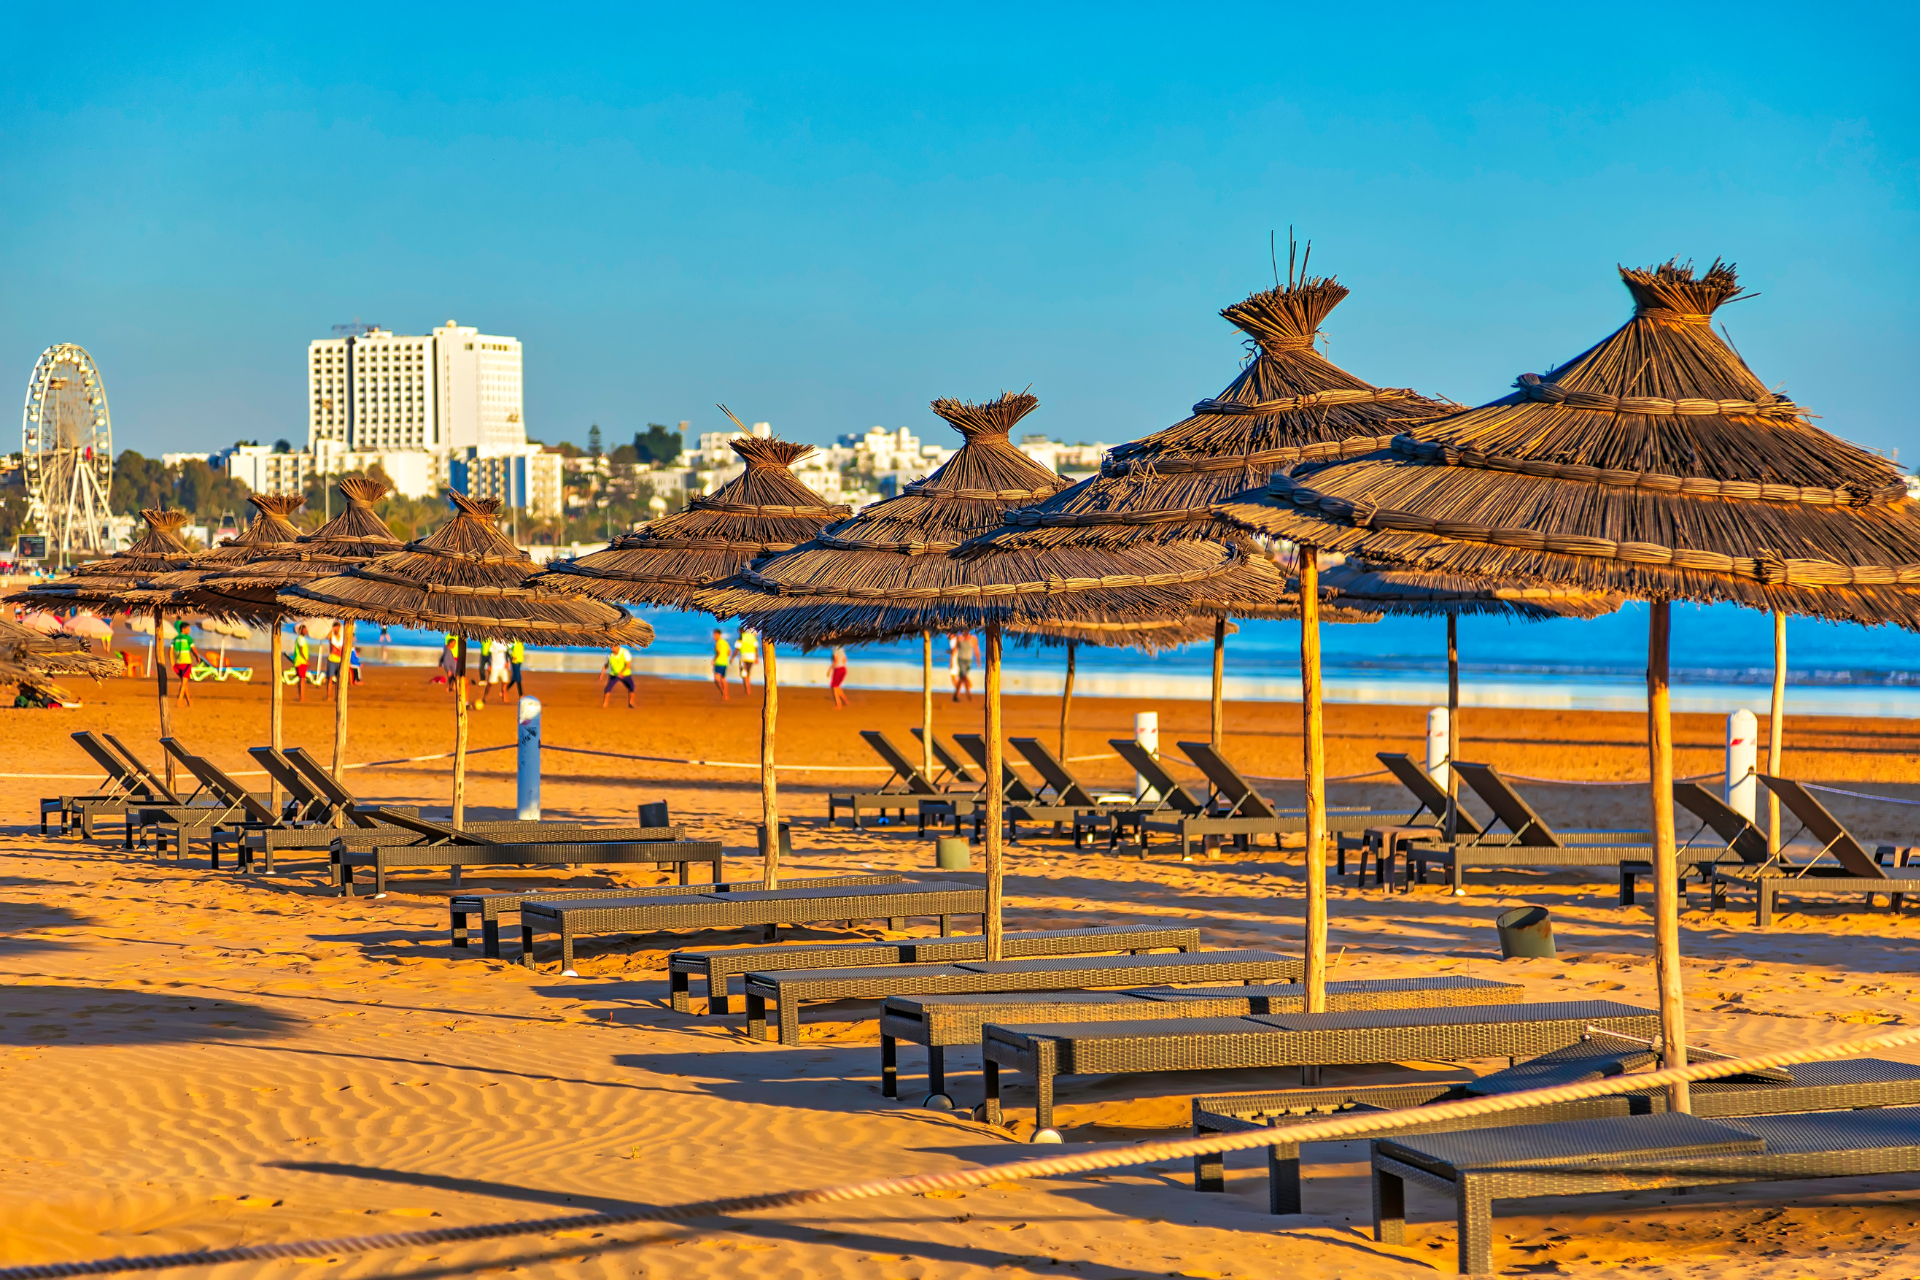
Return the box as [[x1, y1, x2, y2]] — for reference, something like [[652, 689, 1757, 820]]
[[1176, 742, 1279, 819], [1106, 739, 1205, 814], [161, 742, 279, 826], [282, 746, 365, 817], [366, 806, 492, 846], [101, 732, 182, 805], [71, 731, 141, 799], [1009, 738, 1098, 807], [910, 728, 976, 785], [1453, 762, 1560, 847], [952, 733, 1038, 802], [1671, 782, 1776, 865], [1377, 752, 1484, 835], [1757, 775, 1886, 877], [859, 731, 939, 796], [247, 747, 329, 821]]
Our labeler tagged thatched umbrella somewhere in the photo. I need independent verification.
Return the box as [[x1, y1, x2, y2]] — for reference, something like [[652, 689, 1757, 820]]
[[1319, 560, 1624, 835], [0, 618, 120, 704], [1217, 258, 1920, 1108], [281, 490, 653, 825], [534, 432, 849, 887], [120, 494, 308, 810], [7, 509, 199, 788], [702, 392, 1279, 960]]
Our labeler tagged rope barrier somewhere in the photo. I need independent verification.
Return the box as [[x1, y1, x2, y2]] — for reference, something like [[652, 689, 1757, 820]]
[[6, 1024, 1916, 1280], [1803, 782, 1920, 808]]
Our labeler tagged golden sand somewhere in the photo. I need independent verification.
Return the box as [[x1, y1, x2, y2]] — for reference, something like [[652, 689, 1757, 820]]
[[3, 666, 1919, 1277]]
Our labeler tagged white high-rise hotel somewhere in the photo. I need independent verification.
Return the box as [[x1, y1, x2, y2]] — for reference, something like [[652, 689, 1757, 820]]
[[308, 321, 524, 454]]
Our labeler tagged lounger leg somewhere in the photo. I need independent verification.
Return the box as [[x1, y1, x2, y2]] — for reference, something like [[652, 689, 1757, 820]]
[[1372, 1167, 1406, 1245], [1034, 1040, 1057, 1134], [451, 909, 469, 951], [1450, 858, 1464, 895], [881, 1035, 897, 1098], [338, 865, 353, 898], [939, 914, 952, 937], [484, 919, 502, 959], [1758, 884, 1774, 929], [1458, 1176, 1494, 1277], [1619, 866, 1635, 906], [889, 917, 905, 931], [560, 925, 577, 976], [779, 995, 800, 1045], [1194, 1137, 1225, 1193], [711, 977, 732, 1017], [449, 865, 462, 888], [1710, 878, 1726, 912], [928, 1046, 946, 1097], [982, 1059, 1002, 1127], [1269, 1142, 1303, 1215], [375, 863, 388, 897], [520, 924, 536, 968], [669, 969, 691, 1013], [677, 861, 689, 886], [746, 993, 769, 1041]]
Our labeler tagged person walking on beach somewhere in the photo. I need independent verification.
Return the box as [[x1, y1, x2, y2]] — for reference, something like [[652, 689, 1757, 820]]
[[170, 621, 201, 707], [602, 645, 635, 708], [829, 645, 849, 709], [507, 638, 525, 700], [293, 625, 311, 702], [949, 631, 976, 702], [711, 628, 732, 702], [737, 625, 759, 693], [326, 622, 346, 694], [487, 637, 511, 704]]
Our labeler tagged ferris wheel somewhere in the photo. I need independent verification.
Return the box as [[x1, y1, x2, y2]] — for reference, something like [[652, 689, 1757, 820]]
[[21, 343, 115, 563]]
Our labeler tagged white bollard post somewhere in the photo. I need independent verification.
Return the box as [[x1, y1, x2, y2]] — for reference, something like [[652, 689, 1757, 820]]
[[1134, 711, 1159, 801], [517, 696, 542, 820], [1426, 707, 1451, 789], [1726, 708, 1757, 821]]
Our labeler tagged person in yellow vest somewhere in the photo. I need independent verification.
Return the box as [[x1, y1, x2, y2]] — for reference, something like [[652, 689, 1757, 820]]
[[171, 621, 202, 707], [507, 638, 526, 700], [711, 628, 732, 702], [602, 645, 634, 708], [293, 625, 312, 703], [736, 626, 759, 692]]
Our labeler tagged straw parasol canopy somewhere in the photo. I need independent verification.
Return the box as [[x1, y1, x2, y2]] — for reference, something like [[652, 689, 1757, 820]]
[[1218, 258, 1920, 1107], [7, 509, 198, 610], [1009, 616, 1236, 652], [283, 490, 654, 646], [535, 436, 850, 608], [1318, 562, 1624, 620], [0, 617, 120, 692], [121, 494, 308, 618], [191, 477, 405, 617]]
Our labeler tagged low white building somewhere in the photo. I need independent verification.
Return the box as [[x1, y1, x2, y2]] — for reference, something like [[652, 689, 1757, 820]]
[[223, 442, 440, 500], [449, 446, 563, 517]]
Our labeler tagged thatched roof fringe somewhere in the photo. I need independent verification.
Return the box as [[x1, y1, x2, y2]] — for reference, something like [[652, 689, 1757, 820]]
[[1513, 374, 1806, 421], [736, 555, 1236, 601], [1192, 386, 1426, 417]]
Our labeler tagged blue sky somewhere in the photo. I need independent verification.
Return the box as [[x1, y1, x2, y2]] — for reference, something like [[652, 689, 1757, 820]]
[[3, 4, 1914, 460]]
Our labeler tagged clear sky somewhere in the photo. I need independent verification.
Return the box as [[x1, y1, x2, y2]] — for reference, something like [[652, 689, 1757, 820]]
[[4, 4, 1914, 460]]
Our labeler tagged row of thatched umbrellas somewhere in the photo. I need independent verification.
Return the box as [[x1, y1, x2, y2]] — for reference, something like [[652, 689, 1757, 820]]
[[22, 257, 1881, 1119]]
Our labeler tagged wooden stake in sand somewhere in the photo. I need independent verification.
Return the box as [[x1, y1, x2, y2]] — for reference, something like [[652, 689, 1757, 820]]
[[1298, 553, 1328, 1013], [760, 641, 780, 890], [1210, 617, 1226, 751], [332, 622, 353, 778], [984, 623, 1005, 963], [1647, 599, 1690, 1112], [1768, 609, 1786, 855], [452, 638, 470, 828], [1058, 640, 1076, 761], [921, 631, 934, 783]]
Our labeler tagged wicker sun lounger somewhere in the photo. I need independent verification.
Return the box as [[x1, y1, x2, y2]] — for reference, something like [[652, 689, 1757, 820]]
[[1192, 1032, 1920, 1215], [1705, 775, 1920, 926], [995, 738, 1127, 841], [49, 731, 173, 838], [671, 923, 1201, 1015], [128, 739, 285, 859], [744, 949, 1302, 1046], [828, 730, 974, 830], [979, 999, 1658, 1133], [1141, 742, 1415, 861], [881, 975, 1521, 1103], [452, 874, 908, 959], [1372, 1106, 1920, 1276], [333, 808, 716, 897], [520, 880, 988, 975], [245, 746, 335, 824], [910, 727, 977, 788]]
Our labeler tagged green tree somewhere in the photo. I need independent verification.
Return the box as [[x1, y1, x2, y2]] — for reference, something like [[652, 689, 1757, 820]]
[[634, 423, 682, 465], [587, 423, 603, 458]]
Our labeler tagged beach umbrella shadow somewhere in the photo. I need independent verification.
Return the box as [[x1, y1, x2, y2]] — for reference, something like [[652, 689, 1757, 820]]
[[0, 985, 299, 1046]]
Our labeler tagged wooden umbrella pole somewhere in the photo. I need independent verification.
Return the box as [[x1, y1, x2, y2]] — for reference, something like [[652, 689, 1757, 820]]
[[1768, 609, 1786, 856], [1647, 599, 1690, 1112], [268, 619, 284, 820], [921, 631, 934, 783], [1210, 617, 1226, 750], [1058, 641, 1076, 762], [760, 642, 780, 891], [332, 624, 353, 779], [452, 638, 470, 828], [1298, 552, 1328, 1013], [1445, 613, 1460, 841], [984, 624, 1005, 964], [154, 608, 174, 792]]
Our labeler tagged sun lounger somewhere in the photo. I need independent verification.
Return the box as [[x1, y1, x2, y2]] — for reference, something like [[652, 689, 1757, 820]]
[[1371, 1104, 1920, 1275], [882, 975, 1521, 1103], [979, 1000, 1658, 1134], [672, 924, 1202, 1016], [910, 728, 977, 788], [100, 733, 199, 848], [48, 731, 173, 838], [519, 880, 989, 976], [745, 949, 1301, 1045], [1348, 753, 1483, 887], [332, 808, 718, 897], [245, 746, 334, 824], [1707, 775, 1920, 926], [1454, 761, 1650, 845], [952, 733, 1040, 803], [828, 730, 973, 829], [451, 874, 908, 959], [124, 739, 282, 859]]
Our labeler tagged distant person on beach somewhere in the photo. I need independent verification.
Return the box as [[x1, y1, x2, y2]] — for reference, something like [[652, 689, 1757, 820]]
[[602, 645, 635, 708], [314, 625, 334, 690], [293, 626, 311, 702], [487, 637, 511, 703], [949, 631, 976, 702], [326, 622, 346, 692], [170, 621, 201, 707], [431, 634, 458, 688], [737, 626, 758, 692], [829, 645, 849, 709], [507, 639, 525, 700], [711, 628, 732, 702]]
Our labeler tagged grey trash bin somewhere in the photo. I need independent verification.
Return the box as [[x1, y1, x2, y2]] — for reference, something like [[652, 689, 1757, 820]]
[[1495, 905, 1555, 959], [935, 836, 971, 871]]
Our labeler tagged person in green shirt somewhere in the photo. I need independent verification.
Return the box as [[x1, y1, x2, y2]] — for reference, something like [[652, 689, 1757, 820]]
[[507, 638, 526, 699], [602, 645, 634, 708], [170, 621, 202, 707], [292, 625, 311, 702], [711, 628, 732, 702]]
